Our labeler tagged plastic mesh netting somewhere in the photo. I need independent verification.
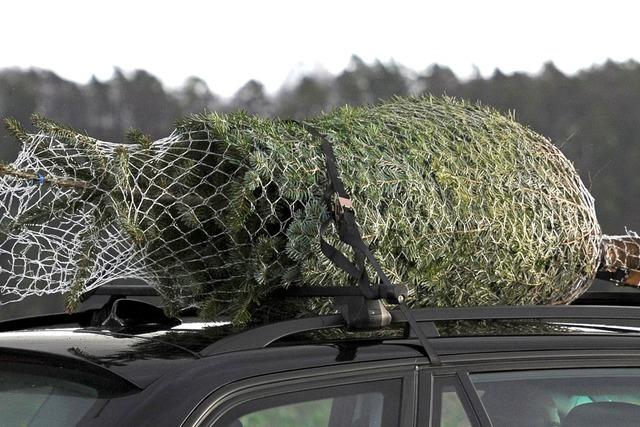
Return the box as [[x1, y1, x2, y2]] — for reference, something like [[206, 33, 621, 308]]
[[0, 96, 625, 321]]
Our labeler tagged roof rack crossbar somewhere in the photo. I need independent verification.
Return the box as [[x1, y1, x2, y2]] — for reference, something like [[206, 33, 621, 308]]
[[276, 286, 384, 297], [82, 284, 159, 299]]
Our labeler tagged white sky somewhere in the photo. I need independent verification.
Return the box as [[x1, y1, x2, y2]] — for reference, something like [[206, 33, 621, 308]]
[[1, 0, 639, 97]]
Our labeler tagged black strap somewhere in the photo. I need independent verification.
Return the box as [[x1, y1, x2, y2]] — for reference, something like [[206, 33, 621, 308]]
[[302, 124, 393, 297], [398, 302, 441, 364], [302, 122, 441, 364]]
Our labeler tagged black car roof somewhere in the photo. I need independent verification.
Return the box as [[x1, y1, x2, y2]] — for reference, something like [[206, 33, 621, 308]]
[[0, 327, 199, 388]]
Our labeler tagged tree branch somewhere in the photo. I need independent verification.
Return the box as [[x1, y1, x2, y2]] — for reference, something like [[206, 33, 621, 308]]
[[0, 164, 91, 190]]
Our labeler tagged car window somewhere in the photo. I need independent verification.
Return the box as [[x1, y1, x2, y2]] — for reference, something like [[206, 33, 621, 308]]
[[471, 368, 640, 427], [210, 379, 402, 427], [0, 359, 136, 427], [236, 398, 333, 426], [431, 377, 473, 427]]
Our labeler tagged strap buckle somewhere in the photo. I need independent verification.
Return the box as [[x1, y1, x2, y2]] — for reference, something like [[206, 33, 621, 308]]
[[333, 192, 353, 219]]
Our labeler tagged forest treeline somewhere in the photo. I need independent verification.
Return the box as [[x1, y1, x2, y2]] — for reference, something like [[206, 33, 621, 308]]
[[1, 56, 639, 233]]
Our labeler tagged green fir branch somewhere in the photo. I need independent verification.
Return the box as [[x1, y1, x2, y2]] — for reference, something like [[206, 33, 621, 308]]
[[126, 128, 153, 149], [3, 117, 29, 144], [65, 224, 99, 311]]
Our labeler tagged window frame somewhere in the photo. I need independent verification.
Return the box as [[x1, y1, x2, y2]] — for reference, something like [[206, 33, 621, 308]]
[[419, 371, 491, 427], [182, 361, 418, 427]]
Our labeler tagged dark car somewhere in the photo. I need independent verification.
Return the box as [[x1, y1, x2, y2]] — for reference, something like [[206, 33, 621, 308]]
[[2, 281, 640, 427]]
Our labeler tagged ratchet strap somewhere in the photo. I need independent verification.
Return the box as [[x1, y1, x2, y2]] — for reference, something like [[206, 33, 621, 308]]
[[301, 122, 441, 364]]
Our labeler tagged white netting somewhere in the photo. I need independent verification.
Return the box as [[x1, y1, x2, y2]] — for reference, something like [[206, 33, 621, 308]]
[[0, 97, 614, 321], [0, 132, 152, 303]]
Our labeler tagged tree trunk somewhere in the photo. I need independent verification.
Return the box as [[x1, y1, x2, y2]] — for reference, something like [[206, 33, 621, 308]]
[[599, 235, 640, 286]]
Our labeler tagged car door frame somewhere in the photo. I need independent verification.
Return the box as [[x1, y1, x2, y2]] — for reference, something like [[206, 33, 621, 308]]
[[419, 352, 640, 427], [182, 359, 420, 427]]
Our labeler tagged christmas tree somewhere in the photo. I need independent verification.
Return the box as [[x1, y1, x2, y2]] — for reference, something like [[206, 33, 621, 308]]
[[0, 96, 637, 323]]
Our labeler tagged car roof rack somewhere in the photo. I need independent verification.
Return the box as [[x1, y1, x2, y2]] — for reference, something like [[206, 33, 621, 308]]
[[201, 304, 640, 359]]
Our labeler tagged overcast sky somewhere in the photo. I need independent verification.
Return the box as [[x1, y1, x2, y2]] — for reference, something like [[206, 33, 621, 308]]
[[1, 0, 639, 97]]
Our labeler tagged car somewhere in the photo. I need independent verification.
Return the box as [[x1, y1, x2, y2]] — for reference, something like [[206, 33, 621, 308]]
[[1, 281, 640, 427]]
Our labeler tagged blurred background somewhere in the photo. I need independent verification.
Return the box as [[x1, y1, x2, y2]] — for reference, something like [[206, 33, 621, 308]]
[[1, 0, 639, 318]]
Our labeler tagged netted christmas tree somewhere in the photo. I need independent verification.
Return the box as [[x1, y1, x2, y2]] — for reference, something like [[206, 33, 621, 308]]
[[0, 96, 638, 323]]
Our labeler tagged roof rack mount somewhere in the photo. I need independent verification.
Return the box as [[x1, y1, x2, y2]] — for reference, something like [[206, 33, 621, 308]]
[[277, 284, 408, 331]]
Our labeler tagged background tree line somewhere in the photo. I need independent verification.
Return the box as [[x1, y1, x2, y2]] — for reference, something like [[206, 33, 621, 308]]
[[1, 56, 639, 234]]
